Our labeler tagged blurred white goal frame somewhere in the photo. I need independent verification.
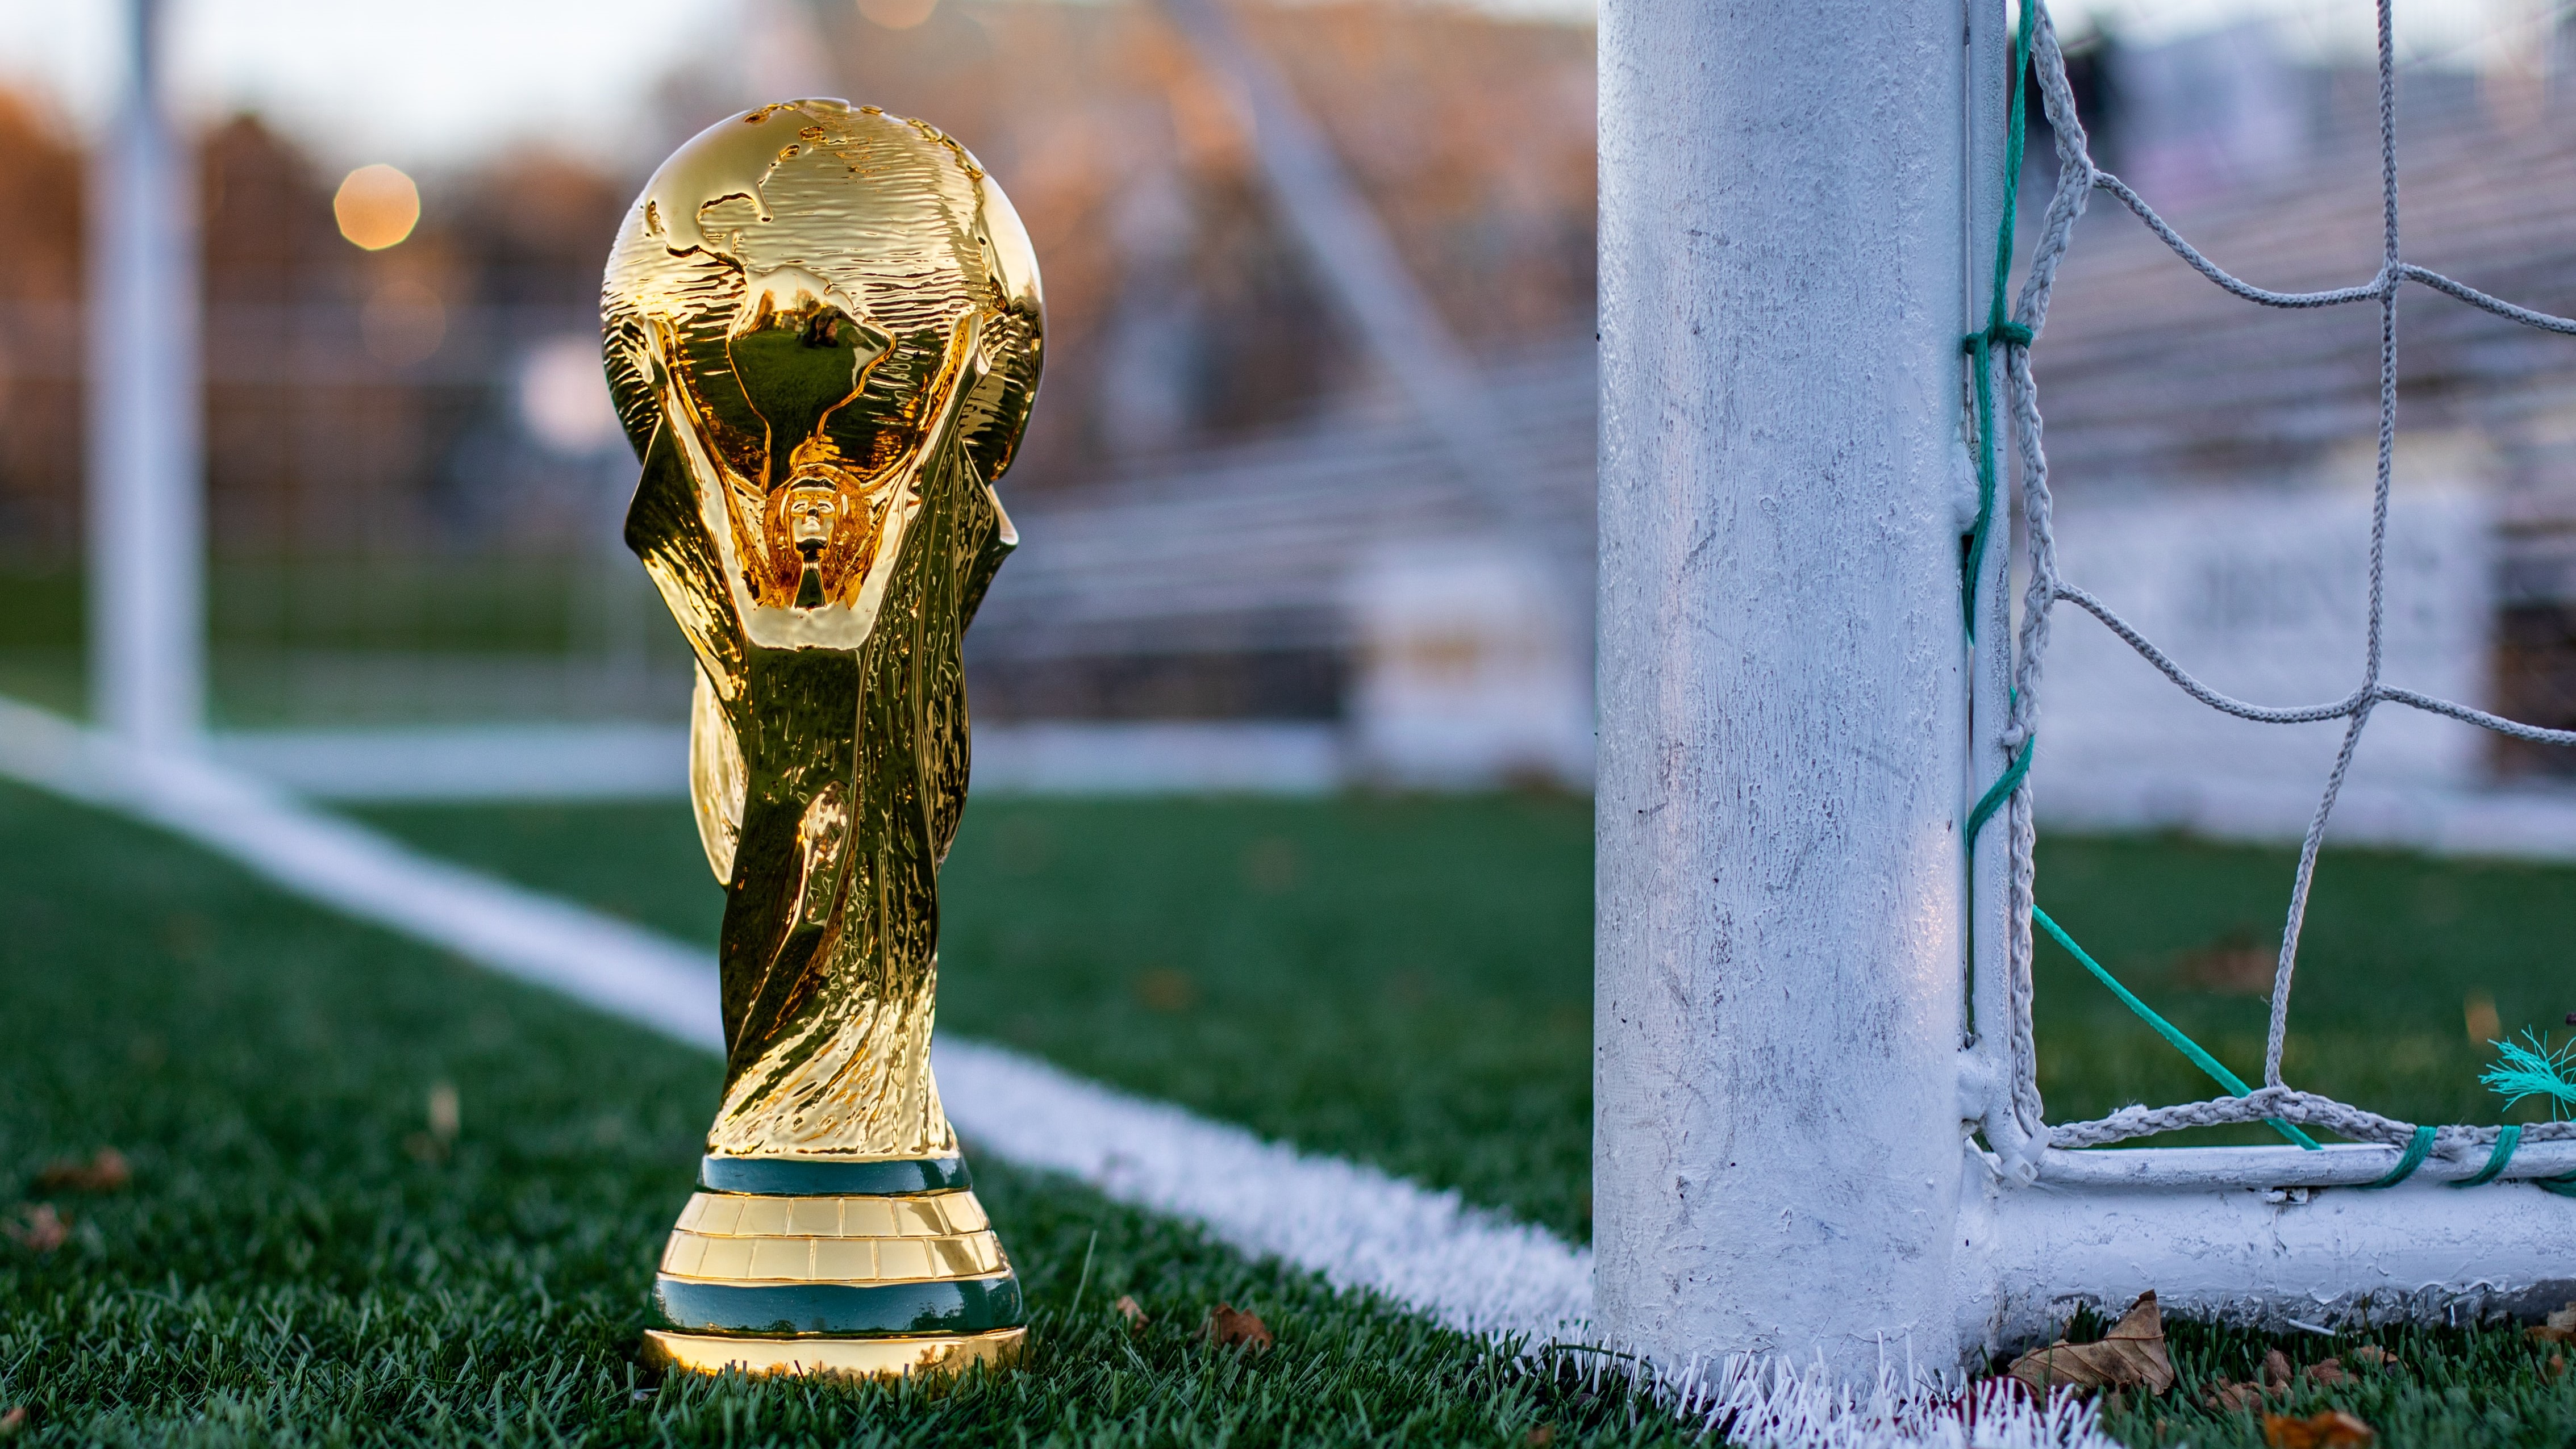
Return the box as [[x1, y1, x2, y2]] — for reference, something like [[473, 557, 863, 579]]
[[1595, 0, 2576, 1383]]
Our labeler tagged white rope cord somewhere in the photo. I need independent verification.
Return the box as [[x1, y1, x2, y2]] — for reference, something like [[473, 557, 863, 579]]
[[1999, 0, 2576, 1161]]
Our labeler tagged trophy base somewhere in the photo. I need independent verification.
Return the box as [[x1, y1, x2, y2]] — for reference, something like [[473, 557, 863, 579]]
[[647, 1154, 1027, 1381], [640, 1325, 1026, 1380]]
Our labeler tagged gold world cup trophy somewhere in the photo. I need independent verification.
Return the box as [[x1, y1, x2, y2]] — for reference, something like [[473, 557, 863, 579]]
[[600, 99, 1042, 1379]]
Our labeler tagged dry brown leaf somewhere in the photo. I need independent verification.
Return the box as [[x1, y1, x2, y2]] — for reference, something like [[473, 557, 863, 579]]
[[3, 1205, 65, 1253], [1523, 1427, 1556, 1448], [2553, 1352, 2569, 1381], [2262, 1409, 2376, 1449], [2179, 936, 2277, 995], [2349, 1346, 2401, 1373], [0, 1405, 24, 1439], [2205, 1379, 2267, 1413], [35, 1148, 130, 1195], [2302, 1357, 2348, 1386], [2006, 1292, 2175, 1397], [2534, 1303, 2576, 1346], [1114, 1295, 1149, 1330], [1203, 1302, 1272, 1352], [2264, 1347, 2295, 1390], [1132, 968, 1199, 1013]]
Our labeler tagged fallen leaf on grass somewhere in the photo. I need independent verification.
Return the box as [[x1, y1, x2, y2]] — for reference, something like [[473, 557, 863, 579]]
[[2551, 1352, 2567, 1381], [2006, 1292, 2175, 1397], [2528, 1302, 2576, 1344], [2262, 1409, 2375, 1448], [1114, 1295, 1148, 1330], [1202, 1302, 1272, 1352], [428, 1081, 460, 1142], [0, 1405, 24, 1438], [3, 1205, 65, 1253], [35, 1147, 130, 1194], [2206, 1379, 2266, 1412], [2209, 1346, 2390, 1410], [1523, 1427, 1556, 1448], [2179, 936, 2277, 996]]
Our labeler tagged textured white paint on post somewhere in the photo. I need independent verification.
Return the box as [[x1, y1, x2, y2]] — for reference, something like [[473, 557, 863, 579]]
[[88, 0, 205, 750], [1966, 1176, 2576, 1347], [1596, 0, 1975, 1378]]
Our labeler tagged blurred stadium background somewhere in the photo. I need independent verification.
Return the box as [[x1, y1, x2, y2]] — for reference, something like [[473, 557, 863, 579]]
[[3, 0, 2576, 833]]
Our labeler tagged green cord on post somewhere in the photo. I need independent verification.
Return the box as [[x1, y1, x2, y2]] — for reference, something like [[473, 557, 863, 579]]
[[2031, 907, 2321, 1150], [1966, 736, 2032, 845], [2360, 1125, 2436, 1188], [2453, 1124, 2521, 1187], [1958, 0, 2037, 636]]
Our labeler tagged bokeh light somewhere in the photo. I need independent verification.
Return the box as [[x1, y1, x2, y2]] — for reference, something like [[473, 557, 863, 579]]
[[519, 336, 622, 454], [333, 163, 421, 250], [360, 278, 444, 364], [855, 0, 937, 32]]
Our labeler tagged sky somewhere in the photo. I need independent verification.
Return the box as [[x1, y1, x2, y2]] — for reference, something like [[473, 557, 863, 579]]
[[0, 0, 2535, 174]]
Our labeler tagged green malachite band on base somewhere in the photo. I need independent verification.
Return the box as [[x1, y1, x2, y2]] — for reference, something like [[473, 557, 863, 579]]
[[656, 1271, 1024, 1336], [698, 1155, 972, 1196]]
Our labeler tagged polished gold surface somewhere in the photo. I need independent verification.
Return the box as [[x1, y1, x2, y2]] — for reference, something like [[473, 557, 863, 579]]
[[657, 1188, 1008, 1284], [603, 98, 1042, 1160], [658, 1227, 1007, 1284], [608, 99, 1039, 1377], [673, 1187, 990, 1238], [640, 1326, 1026, 1380]]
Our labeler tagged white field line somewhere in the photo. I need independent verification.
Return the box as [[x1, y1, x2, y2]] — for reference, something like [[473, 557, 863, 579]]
[[932, 1037, 1591, 1340], [0, 698, 2114, 1448]]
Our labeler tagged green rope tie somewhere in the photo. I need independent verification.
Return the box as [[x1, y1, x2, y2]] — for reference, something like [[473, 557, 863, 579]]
[[2532, 1172, 2576, 1197], [2360, 1125, 2436, 1188], [1967, 737, 2032, 844], [1962, 321, 2036, 352], [2452, 1124, 2521, 1187], [2032, 907, 2320, 1150], [1958, 0, 2039, 638]]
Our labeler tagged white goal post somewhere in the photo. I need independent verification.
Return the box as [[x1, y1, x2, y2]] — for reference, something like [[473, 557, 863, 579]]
[[89, 0, 205, 751], [1596, 0, 2576, 1380]]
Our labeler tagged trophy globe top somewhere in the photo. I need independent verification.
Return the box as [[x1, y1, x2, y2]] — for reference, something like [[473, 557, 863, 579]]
[[601, 99, 1043, 625]]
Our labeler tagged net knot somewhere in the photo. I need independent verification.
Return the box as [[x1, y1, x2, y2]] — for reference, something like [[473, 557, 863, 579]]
[[1960, 321, 2035, 355]]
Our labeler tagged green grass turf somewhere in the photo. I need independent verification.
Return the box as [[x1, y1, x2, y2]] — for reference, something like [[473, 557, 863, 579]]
[[2028, 833, 2576, 1137], [357, 794, 1601, 1243], [349, 796, 2576, 1445], [2086, 1315, 2576, 1448], [357, 798, 2576, 1227], [17, 784, 2576, 1446], [0, 781, 1686, 1447]]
